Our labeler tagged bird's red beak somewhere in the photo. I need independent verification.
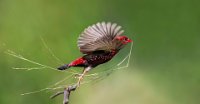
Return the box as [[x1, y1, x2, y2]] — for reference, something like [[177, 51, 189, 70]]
[[122, 38, 132, 44], [127, 38, 132, 43]]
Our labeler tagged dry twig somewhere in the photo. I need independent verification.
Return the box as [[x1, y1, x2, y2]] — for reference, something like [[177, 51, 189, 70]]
[[50, 84, 77, 104]]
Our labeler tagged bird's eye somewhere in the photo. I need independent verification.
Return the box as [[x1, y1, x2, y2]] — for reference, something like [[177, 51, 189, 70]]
[[124, 38, 128, 41]]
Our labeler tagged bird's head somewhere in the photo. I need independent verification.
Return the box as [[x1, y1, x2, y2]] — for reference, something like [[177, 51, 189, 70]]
[[115, 36, 132, 45]]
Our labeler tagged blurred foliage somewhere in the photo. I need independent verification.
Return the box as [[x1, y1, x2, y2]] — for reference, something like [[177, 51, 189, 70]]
[[0, 0, 200, 104]]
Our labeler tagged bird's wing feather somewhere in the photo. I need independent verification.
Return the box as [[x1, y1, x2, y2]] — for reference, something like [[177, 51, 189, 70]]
[[78, 22, 124, 54]]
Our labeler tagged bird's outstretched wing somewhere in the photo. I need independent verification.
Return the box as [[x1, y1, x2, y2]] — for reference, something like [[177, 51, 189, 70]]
[[78, 22, 124, 54]]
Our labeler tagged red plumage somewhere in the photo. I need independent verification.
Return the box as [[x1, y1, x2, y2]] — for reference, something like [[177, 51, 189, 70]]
[[58, 22, 132, 71]]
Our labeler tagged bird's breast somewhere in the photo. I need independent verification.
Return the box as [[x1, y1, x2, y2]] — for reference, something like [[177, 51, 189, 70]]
[[84, 50, 118, 66]]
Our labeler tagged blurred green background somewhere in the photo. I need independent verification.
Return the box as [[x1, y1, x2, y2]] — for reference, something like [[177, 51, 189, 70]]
[[0, 0, 200, 104]]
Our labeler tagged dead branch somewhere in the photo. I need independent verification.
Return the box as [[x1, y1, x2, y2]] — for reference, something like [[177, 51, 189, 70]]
[[50, 84, 77, 104]]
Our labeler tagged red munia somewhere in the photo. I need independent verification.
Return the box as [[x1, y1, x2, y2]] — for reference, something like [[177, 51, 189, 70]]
[[58, 22, 132, 86]]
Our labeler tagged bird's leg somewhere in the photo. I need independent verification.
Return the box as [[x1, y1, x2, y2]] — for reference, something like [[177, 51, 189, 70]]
[[77, 70, 87, 87], [77, 66, 92, 87]]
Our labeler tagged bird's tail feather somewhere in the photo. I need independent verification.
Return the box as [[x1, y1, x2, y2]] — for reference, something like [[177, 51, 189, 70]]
[[57, 64, 70, 70]]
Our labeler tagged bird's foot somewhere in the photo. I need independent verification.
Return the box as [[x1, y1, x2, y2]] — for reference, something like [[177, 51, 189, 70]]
[[74, 73, 82, 78], [76, 74, 84, 87], [75, 66, 91, 87]]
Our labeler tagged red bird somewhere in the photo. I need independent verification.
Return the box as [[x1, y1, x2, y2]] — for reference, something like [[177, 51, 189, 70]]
[[58, 22, 132, 86]]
